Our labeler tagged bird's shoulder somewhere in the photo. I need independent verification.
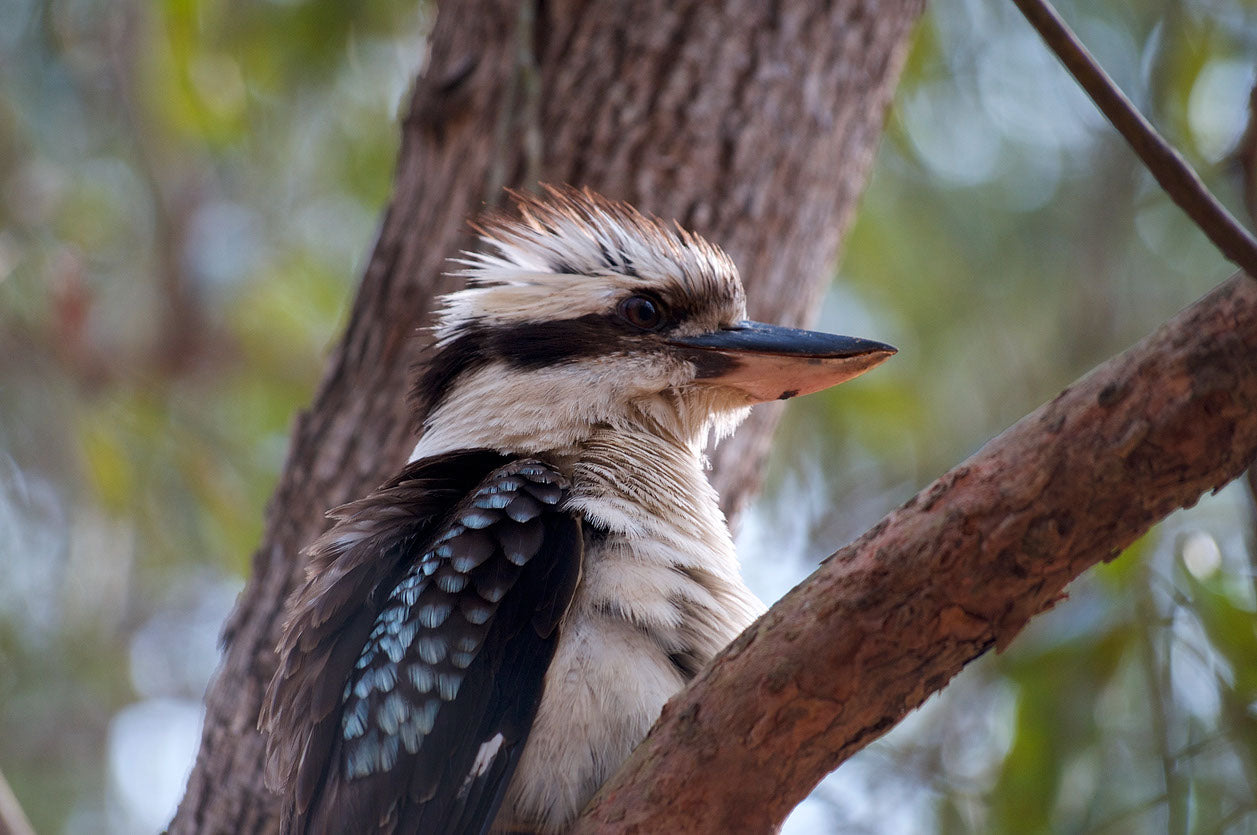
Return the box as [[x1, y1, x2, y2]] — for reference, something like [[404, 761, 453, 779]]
[[261, 450, 584, 835]]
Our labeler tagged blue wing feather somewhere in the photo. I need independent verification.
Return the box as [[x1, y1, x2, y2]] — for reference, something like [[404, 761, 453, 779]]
[[263, 453, 581, 835]]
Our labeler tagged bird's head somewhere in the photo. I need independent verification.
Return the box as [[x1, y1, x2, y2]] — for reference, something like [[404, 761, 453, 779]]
[[409, 188, 895, 459]]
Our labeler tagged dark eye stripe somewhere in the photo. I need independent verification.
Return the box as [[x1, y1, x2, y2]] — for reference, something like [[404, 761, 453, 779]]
[[487, 315, 635, 369], [412, 314, 641, 424], [411, 288, 718, 426]]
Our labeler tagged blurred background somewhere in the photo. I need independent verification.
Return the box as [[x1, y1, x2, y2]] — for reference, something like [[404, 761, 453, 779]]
[[1, 0, 1254, 832]]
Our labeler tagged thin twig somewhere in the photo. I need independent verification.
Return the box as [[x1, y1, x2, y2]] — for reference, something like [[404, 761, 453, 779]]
[[1010, 0, 1257, 279]]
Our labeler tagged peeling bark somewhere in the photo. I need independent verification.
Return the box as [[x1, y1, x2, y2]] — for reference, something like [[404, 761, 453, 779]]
[[574, 273, 1257, 834], [170, 1, 922, 831]]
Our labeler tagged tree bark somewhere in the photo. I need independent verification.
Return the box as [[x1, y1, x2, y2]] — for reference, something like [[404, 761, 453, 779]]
[[573, 272, 1257, 834], [170, 1, 923, 831]]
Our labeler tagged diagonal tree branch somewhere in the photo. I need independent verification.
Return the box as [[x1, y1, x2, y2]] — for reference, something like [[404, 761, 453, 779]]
[[574, 272, 1257, 833], [575, 8, 1257, 830], [1009, 0, 1257, 279]]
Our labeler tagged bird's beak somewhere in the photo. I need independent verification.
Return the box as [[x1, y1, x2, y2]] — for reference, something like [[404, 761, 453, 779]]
[[669, 320, 897, 403]]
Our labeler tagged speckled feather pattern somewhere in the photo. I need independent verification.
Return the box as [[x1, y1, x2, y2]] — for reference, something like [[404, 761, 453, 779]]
[[261, 454, 583, 834], [338, 462, 571, 783]]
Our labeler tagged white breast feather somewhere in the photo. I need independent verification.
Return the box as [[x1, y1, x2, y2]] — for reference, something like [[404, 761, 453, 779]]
[[498, 428, 763, 833]]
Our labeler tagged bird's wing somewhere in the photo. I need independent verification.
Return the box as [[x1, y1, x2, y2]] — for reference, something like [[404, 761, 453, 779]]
[[261, 453, 582, 835]]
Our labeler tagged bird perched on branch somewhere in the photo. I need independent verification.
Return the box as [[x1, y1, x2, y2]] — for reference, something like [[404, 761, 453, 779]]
[[260, 188, 895, 834]]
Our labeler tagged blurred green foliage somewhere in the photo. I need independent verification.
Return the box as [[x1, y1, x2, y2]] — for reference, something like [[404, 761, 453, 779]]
[[1, 0, 1255, 832], [0, 0, 427, 830]]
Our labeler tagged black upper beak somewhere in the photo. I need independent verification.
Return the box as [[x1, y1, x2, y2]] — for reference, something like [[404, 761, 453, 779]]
[[668, 320, 896, 403], [670, 320, 896, 359]]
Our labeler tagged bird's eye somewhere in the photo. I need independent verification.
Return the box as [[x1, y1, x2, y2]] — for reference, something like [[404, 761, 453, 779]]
[[618, 295, 666, 331]]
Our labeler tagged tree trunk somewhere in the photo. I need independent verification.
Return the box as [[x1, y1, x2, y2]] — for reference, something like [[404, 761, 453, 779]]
[[170, 1, 924, 831]]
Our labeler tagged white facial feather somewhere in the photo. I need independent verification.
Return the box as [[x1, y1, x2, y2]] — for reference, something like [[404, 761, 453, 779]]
[[412, 188, 755, 461]]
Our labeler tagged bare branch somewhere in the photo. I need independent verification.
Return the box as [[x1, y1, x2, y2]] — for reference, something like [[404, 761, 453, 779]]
[[1010, 0, 1257, 279], [574, 273, 1257, 834]]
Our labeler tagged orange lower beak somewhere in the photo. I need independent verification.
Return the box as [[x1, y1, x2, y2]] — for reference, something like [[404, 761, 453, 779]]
[[669, 321, 896, 403]]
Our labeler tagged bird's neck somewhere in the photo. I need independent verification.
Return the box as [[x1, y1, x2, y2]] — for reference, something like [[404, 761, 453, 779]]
[[565, 426, 731, 552], [409, 386, 765, 664], [564, 425, 765, 668], [408, 366, 729, 465], [408, 378, 742, 569], [411, 409, 729, 550]]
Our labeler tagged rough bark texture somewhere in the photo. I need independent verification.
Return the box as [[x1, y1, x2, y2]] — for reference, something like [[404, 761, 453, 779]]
[[572, 273, 1257, 834], [170, 1, 923, 832]]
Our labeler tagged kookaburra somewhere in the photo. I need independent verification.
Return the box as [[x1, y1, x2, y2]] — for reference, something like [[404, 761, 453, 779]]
[[260, 188, 895, 834]]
